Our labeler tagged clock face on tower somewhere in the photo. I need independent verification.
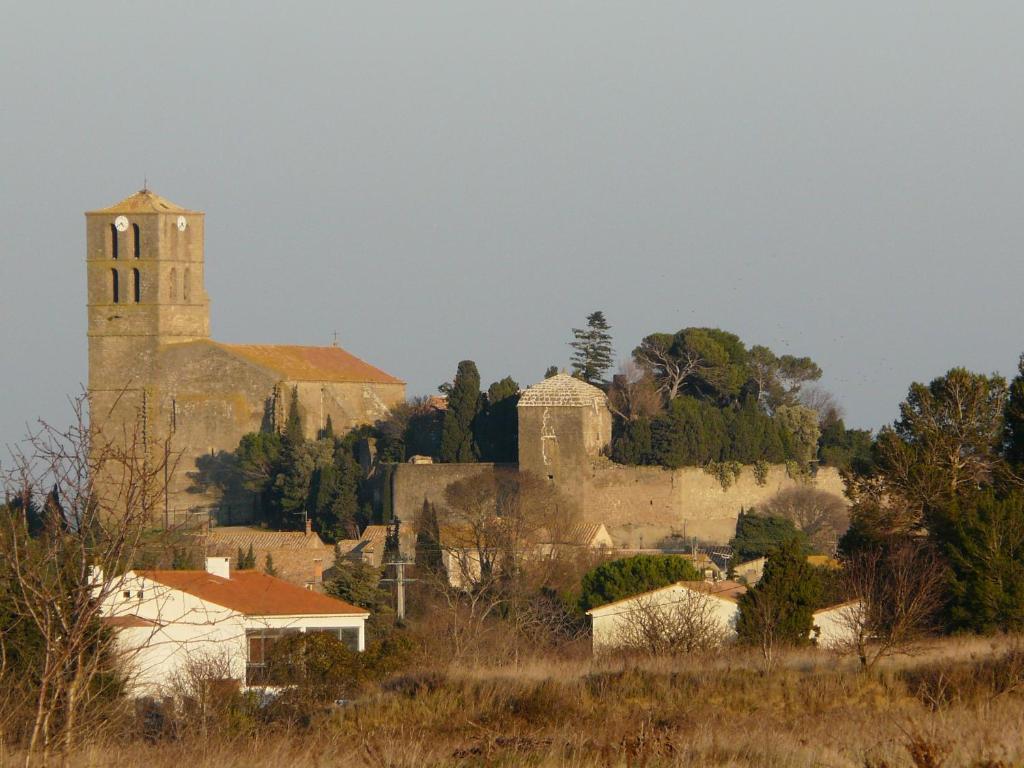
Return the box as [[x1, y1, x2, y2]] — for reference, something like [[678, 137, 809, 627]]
[[177, 216, 187, 232], [114, 215, 129, 232]]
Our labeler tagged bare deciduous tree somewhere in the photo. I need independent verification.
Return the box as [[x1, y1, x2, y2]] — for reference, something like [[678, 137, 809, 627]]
[[837, 541, 945, 670], [612, 589, 727, 655], [607, 362, 663, 422], [0, 394, 171, 765], [763, 487, 849, 555]]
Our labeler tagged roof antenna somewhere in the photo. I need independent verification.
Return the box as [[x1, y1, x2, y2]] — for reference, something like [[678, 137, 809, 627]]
[[332, 330, 339, 348], [142, 175, 148, 193]]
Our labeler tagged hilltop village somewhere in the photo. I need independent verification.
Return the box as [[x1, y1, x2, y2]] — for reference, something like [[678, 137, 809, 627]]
[[5, 189, 1024, 765]]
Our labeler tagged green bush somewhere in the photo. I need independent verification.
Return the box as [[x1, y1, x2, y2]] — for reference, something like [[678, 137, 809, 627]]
[[578, 554, 701, 611]]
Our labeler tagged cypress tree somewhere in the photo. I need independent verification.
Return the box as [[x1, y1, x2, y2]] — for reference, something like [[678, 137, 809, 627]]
[[322, 414, 335, 441], [570, 310, 614, 386], [263, 553, 278, 577], [439, 360, 482, 463]]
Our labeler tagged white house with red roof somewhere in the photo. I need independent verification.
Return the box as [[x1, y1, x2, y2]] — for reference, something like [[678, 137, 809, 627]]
[[98, 557, 369, 696]]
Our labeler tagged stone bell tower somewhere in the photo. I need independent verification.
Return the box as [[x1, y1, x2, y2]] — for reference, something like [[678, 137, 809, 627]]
[[85, 189, 209, 454]]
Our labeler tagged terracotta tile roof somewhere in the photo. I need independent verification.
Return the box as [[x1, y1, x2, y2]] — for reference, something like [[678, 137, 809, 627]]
[[207, 527, 326, 551], [135, 569, 367, 617], [518, 373, 607, 408], [103, 615, 161, 628], [218, 343, 403, 385], [90, 189, 196, 214]]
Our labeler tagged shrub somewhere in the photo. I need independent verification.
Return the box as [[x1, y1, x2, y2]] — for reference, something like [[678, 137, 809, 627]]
[[579, 554, 700, 611]]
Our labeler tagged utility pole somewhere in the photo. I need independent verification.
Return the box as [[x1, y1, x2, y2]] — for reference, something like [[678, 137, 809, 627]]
[[381, 559, 416, 621]]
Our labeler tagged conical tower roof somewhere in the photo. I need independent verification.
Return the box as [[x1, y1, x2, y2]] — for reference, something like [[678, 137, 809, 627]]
[[518, 373, 608, 407]]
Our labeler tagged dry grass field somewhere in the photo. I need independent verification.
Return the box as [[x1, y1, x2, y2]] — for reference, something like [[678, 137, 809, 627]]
[[14, 635, 1024, 768]]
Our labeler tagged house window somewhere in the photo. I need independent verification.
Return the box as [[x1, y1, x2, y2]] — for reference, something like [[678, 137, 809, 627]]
[[245, 628, 300, 686], [132, 268, 141, 303], [340, 627, 359, 652], [111, 269, 120, 303], [132, 223, 141, 257], [110, 224, 119, 259], [123, 590, 132, 599]]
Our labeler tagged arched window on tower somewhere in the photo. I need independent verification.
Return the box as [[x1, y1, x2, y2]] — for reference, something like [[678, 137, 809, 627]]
[[169, 267, 178, 300], [132, 224, 141, 258], [110, 224, 119, 259], [132, 268, 141, 303], [183, 268, 191, 301], [111, 269, 120, 303]]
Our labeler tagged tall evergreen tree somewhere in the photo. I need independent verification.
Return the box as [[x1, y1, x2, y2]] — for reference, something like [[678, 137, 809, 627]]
[[1005, 354, 1024, 466], [321, 414, 335, 440], [570, 310, 614, 386], [476, 376, 520, 463], [736, 538, 821, 647], [544, 365, 559, 379], [439, 360, 482, 463]]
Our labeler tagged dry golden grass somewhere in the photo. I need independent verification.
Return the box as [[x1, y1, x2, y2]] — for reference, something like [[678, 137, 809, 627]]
[[12, 635, 1024, 768]]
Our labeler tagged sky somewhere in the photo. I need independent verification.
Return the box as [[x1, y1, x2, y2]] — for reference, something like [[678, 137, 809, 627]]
[[2, 2, 1023, 446]]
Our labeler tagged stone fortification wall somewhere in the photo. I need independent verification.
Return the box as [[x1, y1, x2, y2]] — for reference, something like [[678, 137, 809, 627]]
[[391, 460, 847, 548], [391, 462, 508, 522], [583, 462, 846, 547]]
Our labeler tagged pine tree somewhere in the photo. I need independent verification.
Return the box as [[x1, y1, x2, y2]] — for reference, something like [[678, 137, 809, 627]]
[[570, 310, 614, 386], [1006, 355, 1024, 466], [736, 538, 821, 648], [439, 360, 482, 463]]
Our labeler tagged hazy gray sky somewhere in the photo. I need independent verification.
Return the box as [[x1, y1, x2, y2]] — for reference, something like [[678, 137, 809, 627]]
[[2, 2, 1023, 445]]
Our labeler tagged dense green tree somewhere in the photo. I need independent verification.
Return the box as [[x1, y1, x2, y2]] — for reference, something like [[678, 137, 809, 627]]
[[611, 417, 653, 464], [633, 328, 749, 404], [649, 396, 728, 467], [325, 559, 391, 614], [439, 360, 482, 463], [544, 365, 559, 379], [736, 538, 821, 648], [578, 554, 701, 611], [475, 376, 520, 463], [942, 490, 1024, 633], [723, 397, 788, 463], [852, 368, 1008, 533], [747, 346, 822, 409], [730, 509, 807, 561], [818, 418, 874, 473], [1005, 354, 1024, 467], [774, 405, 821, 466], [570, 310, 614, 385]]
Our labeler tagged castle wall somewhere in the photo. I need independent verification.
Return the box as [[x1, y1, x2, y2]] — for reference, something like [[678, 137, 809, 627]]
[[391, 460, 847, 548], [582, 462, 847, 547], [391, 462, 506, 523]]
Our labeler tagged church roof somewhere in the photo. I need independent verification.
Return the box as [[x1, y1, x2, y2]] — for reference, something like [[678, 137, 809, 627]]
[[89, 189, 197, 214], [218, 343, 404, 385], [518, 373, 608, 408]]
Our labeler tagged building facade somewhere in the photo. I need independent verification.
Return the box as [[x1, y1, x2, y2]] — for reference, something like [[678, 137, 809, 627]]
[[85, 190, 405, 524]]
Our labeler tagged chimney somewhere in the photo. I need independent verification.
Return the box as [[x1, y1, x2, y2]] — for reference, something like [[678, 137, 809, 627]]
[[305, 517, 312, 536], [205, 556, 230, 579], [312, 558, 323, 585]]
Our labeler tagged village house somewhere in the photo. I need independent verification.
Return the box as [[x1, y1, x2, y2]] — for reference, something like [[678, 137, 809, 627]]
[[586, 580, 747, 653], [98, 557, 368, 697], [205, 519, 335, 589]]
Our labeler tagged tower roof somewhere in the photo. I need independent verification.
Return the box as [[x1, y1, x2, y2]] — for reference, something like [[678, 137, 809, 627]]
[[89, 189, 197, 214], [518, 373, 608, 408]]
